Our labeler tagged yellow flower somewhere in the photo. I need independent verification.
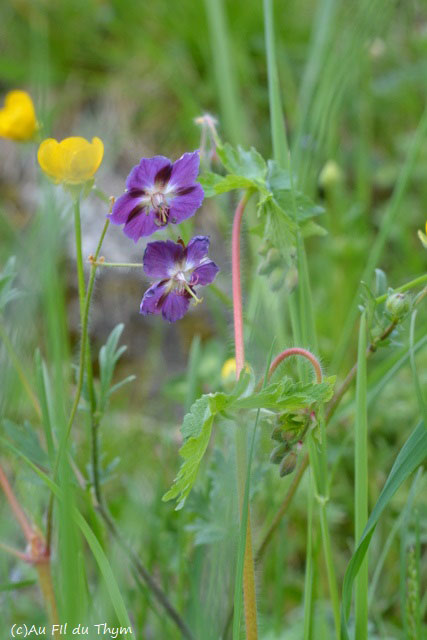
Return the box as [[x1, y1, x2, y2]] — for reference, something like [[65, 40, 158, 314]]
[[221, 358, 237, 381], [221, 358, 251, 384], [37, 136, 104, 185], [418, 221, 427, 249], [0, 90, 37, 141]]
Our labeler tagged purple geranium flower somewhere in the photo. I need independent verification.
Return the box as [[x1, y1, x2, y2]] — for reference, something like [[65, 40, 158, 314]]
[[108, 151, 204, 241], [140, 236, 219, 322]]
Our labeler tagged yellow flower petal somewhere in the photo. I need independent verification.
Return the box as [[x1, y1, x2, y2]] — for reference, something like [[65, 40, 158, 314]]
[[37, 136, 104, 185], [0, 90, 37, 141], [37, 139, 66, 183]]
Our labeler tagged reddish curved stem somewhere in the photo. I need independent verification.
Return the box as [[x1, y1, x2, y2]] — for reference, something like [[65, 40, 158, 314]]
[[268, 347, 322, 383], [232, 193, 251, 375], [232, 192, 258, 640], [0, 464, 33, 543]]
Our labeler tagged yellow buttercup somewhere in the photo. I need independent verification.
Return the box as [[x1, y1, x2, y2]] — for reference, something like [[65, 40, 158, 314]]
[[37, 136, 104, 185], [0, 90, 37, 141]]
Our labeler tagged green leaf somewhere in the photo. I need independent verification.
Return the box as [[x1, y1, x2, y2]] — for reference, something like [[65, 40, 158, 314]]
[[234, 377, 335, 411], [217, 143, 267, 181], [301, 220, 328, 239], [341, 421, 427, 639], [99, 323, 133, 413], [163, 390, 237, 509], [273, 189, 324, 222], [162, 410, 215, 510], [1, 419, 49, 468], [180, 394, 212, 440], [199, 172, 257, 197], [0, 256, 21, 312], [258, 194, 297, 253], [266, 159, 291, 192], [0, 579, 36, 592]]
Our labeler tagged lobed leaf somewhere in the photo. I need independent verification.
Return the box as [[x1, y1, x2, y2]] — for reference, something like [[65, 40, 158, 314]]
[[199, 172, 257, 197], [216, 143, 267, 181], [98, 323, 133, 413]]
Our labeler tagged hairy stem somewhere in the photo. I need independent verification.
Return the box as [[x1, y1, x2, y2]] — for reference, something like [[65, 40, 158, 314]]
[[231, 192, 258, 640]]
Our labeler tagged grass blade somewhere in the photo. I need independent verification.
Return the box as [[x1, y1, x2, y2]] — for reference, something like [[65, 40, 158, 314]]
[[354, 312, 368, 640], [341, 420, 427, 639]]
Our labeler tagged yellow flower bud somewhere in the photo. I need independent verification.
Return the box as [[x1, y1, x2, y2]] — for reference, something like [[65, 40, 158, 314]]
[[37, 136, 104, 185], [221, 357, 237, 381], [318, 160, 343, 190], [0, 90, 37, 141]]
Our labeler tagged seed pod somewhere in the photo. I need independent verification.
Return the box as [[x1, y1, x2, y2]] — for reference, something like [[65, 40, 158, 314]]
[[271, 425, 285, 442], [269, 266, 285, 292], [270, 443, 288, 465], [285, 266, 298, 293], [279, 451, 298, 477], [385, 292, 410, 320]]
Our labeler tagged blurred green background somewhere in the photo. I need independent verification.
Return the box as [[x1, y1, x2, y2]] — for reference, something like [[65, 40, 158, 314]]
[[0, 0, 426, 638]]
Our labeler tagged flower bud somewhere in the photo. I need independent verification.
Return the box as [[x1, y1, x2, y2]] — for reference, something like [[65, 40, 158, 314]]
[[258, 249, 282, 276], [271, 425, 284, 442], [269, 267, 285, 292], [385, 292, 410, 320], [318, 160, 343, 190], [270, 443, 288, 465], [279, 451, 298, 477]]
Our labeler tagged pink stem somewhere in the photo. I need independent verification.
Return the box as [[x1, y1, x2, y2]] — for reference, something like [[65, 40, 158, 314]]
[[0, 464, 34, 544], [232, 194, 251, 375], [268, 348, 322, 383]]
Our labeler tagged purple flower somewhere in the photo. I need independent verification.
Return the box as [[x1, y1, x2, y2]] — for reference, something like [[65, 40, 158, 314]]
[[108, 151, 204, 241], [140, 236, 219, 322]]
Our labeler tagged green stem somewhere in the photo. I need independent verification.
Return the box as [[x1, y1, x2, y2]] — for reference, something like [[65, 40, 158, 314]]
[[203, 0, 246, 144], [73, 197, 86, 320], [264, 0, 289, 165], [355, 312, 368, 639], [74, 198, 96, 415], [46, 219, 110, 550], [375, 273, 427, 305], [90, 261, 143, 268], [319, 502, 340, 636]]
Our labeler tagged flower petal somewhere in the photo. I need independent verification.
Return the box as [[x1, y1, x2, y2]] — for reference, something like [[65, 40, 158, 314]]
[[143, 240, 185, 278], [63, 137, 104, 184], [0, 90, 37, 141], [168, 182, 204, 224], [123, 207, 158, 242], [169, 151, 201, 189], [126, 156, 172, 191], [37, 139, 65, 183], [161, 291, 191, 323], [37, 136, 103, 184], [185, 235, 210, 268], [109, 192, 147, 224], [140, 281, 167, 316], [190, 261, 219, 286]]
